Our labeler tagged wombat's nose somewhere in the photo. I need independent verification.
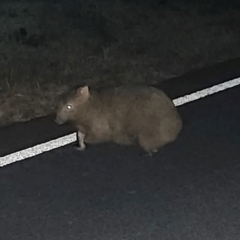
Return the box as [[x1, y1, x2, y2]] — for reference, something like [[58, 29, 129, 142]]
[[55, 117, 63, 125]]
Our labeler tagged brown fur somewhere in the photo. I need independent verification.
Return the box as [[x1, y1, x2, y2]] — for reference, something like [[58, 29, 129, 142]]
[[55, 84, 182, 154]]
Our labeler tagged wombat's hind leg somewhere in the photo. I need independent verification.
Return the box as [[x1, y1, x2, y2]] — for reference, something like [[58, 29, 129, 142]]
[[138, 134, 159, 156], [75, 131, 86, 151]]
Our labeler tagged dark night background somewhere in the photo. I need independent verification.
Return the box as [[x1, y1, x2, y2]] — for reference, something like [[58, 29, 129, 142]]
[[0, 0, 240, 126], [1, 2, 240, 240]]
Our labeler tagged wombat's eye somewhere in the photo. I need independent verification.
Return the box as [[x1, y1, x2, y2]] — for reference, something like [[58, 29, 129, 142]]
[[67, 104, 72, 110]]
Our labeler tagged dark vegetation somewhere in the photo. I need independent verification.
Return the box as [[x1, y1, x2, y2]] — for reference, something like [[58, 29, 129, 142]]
[[0, 0, 240, 126]]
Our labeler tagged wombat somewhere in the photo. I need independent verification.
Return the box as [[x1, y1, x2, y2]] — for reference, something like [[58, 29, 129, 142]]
[[55, 84, 182, 155]]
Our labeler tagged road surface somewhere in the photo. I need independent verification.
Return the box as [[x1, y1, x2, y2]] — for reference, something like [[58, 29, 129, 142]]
[[1, 60, 240, 240]]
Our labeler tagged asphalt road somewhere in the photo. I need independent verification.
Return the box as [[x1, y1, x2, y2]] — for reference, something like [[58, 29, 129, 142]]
[[1, 61, 240, 240]]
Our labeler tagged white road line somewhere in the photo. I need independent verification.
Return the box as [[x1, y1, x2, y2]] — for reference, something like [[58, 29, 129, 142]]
[[0, 133, 77, 167], [173, 77, 240, 106], [1, 77, 240, 167]]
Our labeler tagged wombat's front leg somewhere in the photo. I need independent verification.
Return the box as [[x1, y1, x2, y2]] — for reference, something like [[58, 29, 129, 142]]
[[76, 131, 86, 151]]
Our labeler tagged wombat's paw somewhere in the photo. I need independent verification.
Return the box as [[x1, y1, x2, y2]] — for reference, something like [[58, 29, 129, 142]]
[[152, 148, 158, 153], [74, 144, 86, 152], [144, 148, 158, 157], [74, 145, 86, 151]]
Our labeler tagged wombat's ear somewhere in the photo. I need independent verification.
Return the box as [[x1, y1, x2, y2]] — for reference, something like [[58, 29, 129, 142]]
[[76, 86, 90, 99]]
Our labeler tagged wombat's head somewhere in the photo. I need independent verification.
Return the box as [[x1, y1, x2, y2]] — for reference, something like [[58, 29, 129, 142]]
[[55, 86, 90, 125]]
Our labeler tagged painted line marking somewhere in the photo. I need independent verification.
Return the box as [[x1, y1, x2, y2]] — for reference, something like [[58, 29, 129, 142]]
[[1, 77, 240, 167], [0, 133, 77, 167], [173, 77, 240, 106]]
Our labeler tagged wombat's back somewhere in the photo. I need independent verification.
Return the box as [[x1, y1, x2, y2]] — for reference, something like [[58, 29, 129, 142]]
[[89, 85, 182, 150]]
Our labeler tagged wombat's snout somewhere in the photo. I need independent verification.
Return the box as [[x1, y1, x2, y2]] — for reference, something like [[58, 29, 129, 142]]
[[55, 116, 65, 125]]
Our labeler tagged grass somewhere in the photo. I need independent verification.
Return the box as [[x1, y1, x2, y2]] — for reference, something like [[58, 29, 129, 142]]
[[0, 0, 240, 127]]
